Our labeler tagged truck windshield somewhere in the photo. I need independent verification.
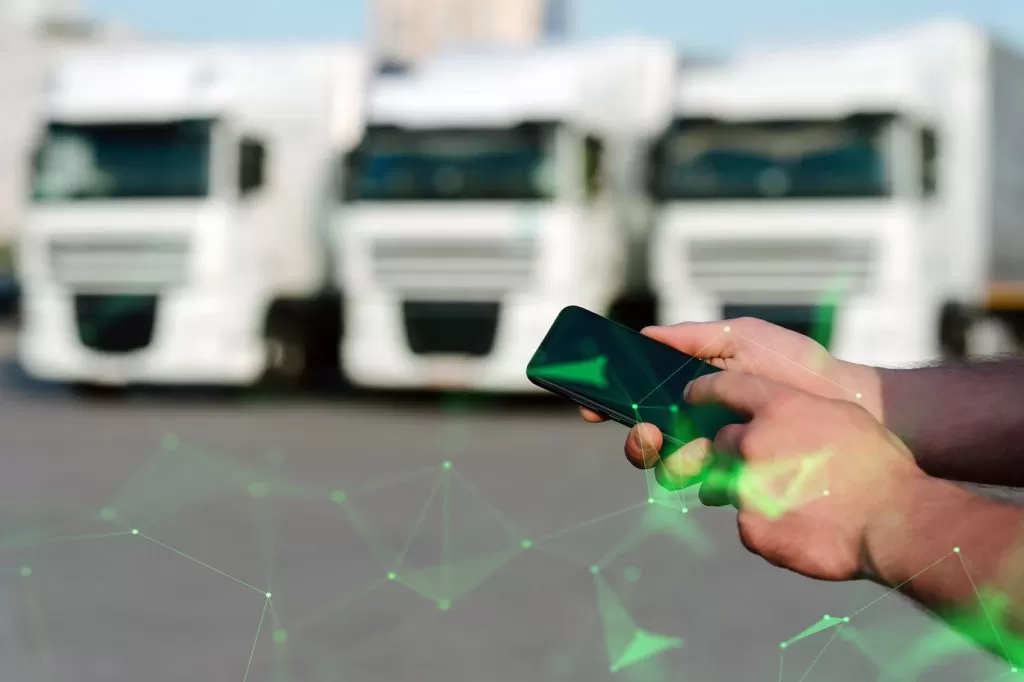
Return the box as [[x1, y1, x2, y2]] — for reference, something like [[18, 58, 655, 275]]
[[31, 119, 213, 202], [651, 115, 892, 201], [343, 123, 557, 202]]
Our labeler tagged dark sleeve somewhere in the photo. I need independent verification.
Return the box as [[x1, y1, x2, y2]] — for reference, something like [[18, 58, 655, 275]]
[[879, 357, 1024, 487]]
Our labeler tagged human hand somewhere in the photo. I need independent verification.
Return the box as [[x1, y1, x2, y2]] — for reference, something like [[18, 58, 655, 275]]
[[660, 370, 926, 582], [581, 317, 882, 429]]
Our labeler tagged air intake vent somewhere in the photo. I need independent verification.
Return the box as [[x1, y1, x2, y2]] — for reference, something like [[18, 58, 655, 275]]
[[687, 238, 875, 297], [372, 237, 535, 297], [50, 237, 189, 291]]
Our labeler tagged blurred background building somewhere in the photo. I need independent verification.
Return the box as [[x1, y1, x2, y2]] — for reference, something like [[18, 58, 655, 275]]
[[371, 0, 570, 66]]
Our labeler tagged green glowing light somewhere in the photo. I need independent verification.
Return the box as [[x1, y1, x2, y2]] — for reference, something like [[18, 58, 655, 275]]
[[669, 404, 678, 412], [131, 529, 139, 535], [780, 642, 788, 649], [437, 599, 451, 611], [248, 481, 268, 498], [19, 566, 31, 577], [623, 566, 641, 583], [272, 629, 288, 645], [520, 539, 532, 549], [954, 546, 961, 553], [529, 357, 609, 389], [265, 592, 272, 599], [681, 507, 689, 514], [589, 565, 600, 575], [330, 490, 346, 504], [630, 403, 638, 411], [647, 497, 654, 504], [442, 461, 452, 470], [100, 506, 117, 521], [160, 434, 179, 451], [609, 630, 684, 673], [387, 572, 397, 581]]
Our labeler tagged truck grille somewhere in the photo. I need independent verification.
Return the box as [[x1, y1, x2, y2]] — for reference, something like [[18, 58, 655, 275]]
[[75, 294, 158, 354], [50, 238, 189, 291], [687, 238, 875, 299], [402, 301, 500, 357], [372, 238, 535, 298]]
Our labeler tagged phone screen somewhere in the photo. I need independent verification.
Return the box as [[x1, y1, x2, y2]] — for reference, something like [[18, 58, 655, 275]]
[[527, 306, 743, 454]]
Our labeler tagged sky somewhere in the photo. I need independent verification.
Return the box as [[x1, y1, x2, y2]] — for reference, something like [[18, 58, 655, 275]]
[[84, 0, 1024, 55]]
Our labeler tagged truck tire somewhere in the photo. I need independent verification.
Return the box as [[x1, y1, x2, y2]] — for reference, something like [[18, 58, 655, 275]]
[[965, 315, 1019, 359], [939, 303, 970, 359], [262, 316, 308, 390]]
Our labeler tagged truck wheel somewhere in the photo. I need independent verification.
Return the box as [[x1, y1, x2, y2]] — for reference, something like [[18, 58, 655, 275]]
[[263, 321, 308, 389], [965, 316, 1019, 359], [938, 303, 970, 359]]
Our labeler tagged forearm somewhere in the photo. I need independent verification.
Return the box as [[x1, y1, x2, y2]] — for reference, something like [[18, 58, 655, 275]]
[[875, 357, 1024, 486], [864, 476, 1024, 663]]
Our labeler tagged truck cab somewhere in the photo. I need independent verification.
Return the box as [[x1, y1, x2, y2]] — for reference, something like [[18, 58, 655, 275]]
[[18, 44, 367, 390], [647, 22, 1016, 368], [334, 39, 674, 392]]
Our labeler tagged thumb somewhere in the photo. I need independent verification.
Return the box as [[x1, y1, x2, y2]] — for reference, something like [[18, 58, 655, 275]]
[[643, 322, 737, 361]]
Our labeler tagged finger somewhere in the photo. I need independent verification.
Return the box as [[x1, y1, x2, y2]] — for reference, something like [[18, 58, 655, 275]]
[[579, 406, 608, 423], [654, 437, 712, 491], [713, 423, 747, 457], [684, 371, 790, 417], [624, 423, 662, 469], [642, 321, 739, 360], [697, 452, 743, 507]]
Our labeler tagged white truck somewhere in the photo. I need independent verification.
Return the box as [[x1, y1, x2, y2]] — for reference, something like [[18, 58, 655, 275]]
[[648, 20, 1024, 368], [334, 38, 675, 392], [17, 43, 368, 392]]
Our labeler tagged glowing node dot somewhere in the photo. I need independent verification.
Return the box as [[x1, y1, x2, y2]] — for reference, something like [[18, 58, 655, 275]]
[[248, 481, 268, 498], [669, 404, 678, 412], [779, 642, 787, 650], [265, 592, 272, 599], [387, 572, 397, 581], [272, 629, 288, 645], [442, 461, 452, 470], [131, 529, 139, 536], [630, 403, 638, 411], [822, 490, 830, 496], [843, 617, 850, 623], [437, 599, 451, 611], [589, 565, 600, 575], [647, 497, 655, 504], [520, 539, 532, 549], [682, 507, 689, 514], [19, 566, 31, 577], [954, 546, 961, 553], [100, 506, 117, 521], [330, 490, 346, 504], [855, 393, 863, 399], [824, 614, 830, 620], [1011, 667, 1018, 673], [723, 326, 731, 333]]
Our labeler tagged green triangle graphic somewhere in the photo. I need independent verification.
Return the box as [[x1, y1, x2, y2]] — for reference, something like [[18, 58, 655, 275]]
[[611, 629, 684, 673], [530, 357, 608, 389]]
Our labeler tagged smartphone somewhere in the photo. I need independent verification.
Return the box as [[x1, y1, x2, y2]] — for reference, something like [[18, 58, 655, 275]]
[[526, 305, 745, 456]]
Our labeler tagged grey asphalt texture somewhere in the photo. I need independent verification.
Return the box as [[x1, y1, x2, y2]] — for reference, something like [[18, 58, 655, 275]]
[[0, 326, 1014, 682]]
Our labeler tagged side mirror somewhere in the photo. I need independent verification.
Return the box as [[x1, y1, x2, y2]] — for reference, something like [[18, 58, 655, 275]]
[[239, 137, 266, 195]]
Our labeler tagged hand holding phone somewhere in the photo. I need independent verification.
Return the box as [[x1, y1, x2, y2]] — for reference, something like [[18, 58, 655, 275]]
[[526, 306, 747, 460]]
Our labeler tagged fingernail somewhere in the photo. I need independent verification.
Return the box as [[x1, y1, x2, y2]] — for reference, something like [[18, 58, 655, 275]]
[[683, 380, 694, 402]]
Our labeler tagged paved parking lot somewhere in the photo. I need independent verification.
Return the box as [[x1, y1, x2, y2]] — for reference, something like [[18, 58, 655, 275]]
[[0, 325, 1014, 682]]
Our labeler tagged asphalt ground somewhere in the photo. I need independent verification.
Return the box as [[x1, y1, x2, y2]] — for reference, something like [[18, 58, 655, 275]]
[[0, 324, 1016, 682]]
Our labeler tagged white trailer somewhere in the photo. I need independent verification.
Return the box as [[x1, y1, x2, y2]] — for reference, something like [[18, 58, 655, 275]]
[[17, 43, 369, 390], [334, 38, 675, 392], [648, 20, 1024, 368]]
